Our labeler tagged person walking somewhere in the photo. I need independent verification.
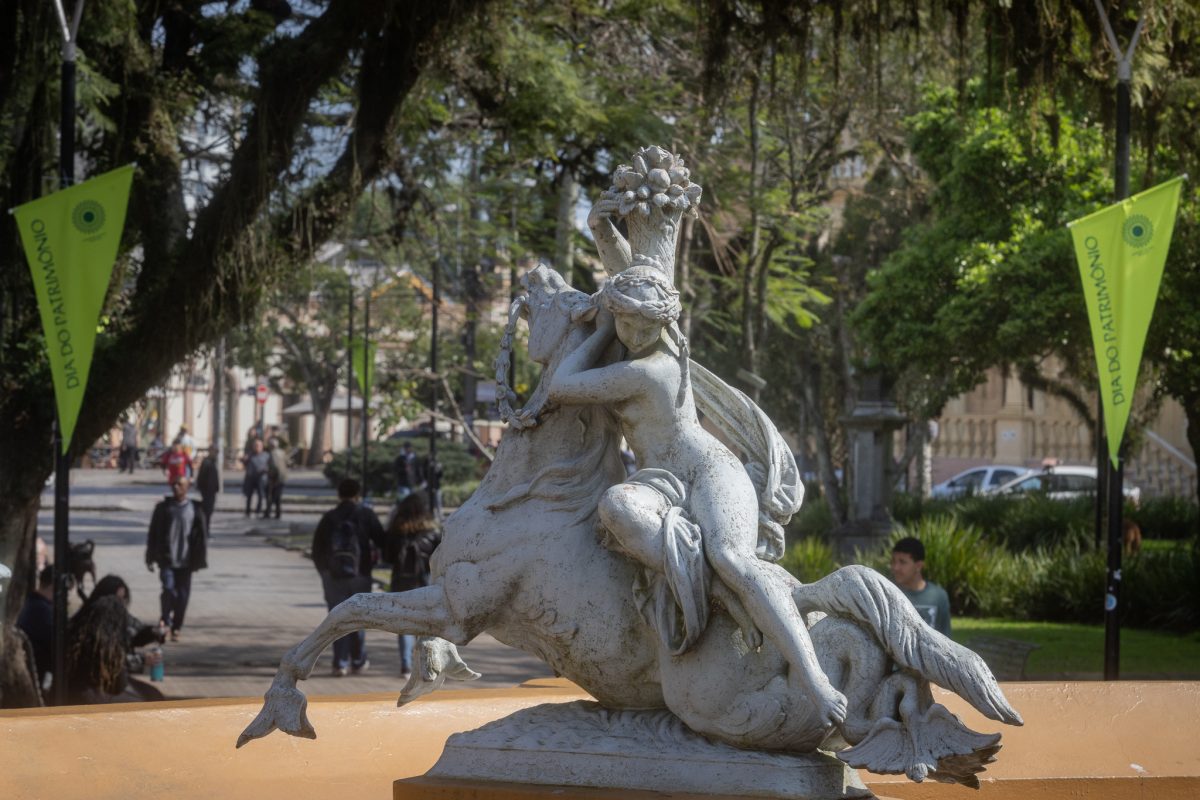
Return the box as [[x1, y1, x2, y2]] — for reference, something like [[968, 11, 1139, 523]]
[[889, 536, 952, 636], [159, 442, 192, 488], [392, 441, 421, 500], [384, 491, 441, 678], [423, 452, 445, 520], [264, 442, 289, 519], [195, 455, 220, 527], [145, 476, 208, 642], [119, 418, 139, 473], [241, 439, 270, 517], [311, 478, 385, 676]]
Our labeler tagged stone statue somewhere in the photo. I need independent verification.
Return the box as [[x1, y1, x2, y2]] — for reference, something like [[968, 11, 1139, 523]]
[[238, 146, 1022, 794]]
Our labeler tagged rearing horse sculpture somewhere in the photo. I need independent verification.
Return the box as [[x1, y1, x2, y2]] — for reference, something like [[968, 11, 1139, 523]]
[[239, 264, 1020, 787]]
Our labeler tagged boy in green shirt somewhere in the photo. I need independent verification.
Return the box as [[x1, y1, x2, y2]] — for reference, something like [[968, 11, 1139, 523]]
[[890, 536, 951, 636]]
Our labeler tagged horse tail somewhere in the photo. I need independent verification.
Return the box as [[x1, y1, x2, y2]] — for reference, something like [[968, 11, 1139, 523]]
[[792, 565, 1023, 727]]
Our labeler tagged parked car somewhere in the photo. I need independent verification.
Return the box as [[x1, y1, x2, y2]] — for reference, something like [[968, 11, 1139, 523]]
[[987, 465, 1141, 504], [930, 465, 1032, 499]]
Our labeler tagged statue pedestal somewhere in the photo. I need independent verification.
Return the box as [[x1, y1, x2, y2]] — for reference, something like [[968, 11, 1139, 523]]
[[399, 700, 872, 800]]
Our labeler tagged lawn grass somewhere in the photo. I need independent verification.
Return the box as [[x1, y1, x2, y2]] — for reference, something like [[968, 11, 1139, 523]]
[[952, 617, 1200, 677]]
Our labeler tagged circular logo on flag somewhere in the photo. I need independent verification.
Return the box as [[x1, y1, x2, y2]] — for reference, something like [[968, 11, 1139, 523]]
[[72, 200, 106, 234], [1123, 214, 1153, 249]]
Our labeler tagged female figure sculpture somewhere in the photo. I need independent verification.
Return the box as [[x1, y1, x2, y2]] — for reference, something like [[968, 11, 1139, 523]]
[[546, 261, 848, 728]]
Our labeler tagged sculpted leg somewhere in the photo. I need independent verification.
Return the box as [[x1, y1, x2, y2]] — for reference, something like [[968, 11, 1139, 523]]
[[237, 585, 471, 748], [705, 544, 848, 729]]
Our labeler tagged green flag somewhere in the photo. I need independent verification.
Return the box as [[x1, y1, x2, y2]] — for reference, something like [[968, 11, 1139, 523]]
[[13, 164, 134, 454], [1068, 175, 1185, 467], [350, 337, 377, 397]]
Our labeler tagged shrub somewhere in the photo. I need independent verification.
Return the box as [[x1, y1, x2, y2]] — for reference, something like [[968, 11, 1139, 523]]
[[780, 537, 840, 584], [1123, 541, 1200, 630], [324, 438, 481, 496], [440, 480, 481, 509], [786, 497, 836, 545], [1130, 496, 1199, 540]]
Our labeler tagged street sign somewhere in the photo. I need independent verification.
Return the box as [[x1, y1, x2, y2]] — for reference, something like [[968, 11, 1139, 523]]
[[256, 383, 269, 405]]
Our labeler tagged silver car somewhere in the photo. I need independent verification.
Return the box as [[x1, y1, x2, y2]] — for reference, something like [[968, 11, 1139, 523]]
[[930, 465, 1032, 499], [987, 465, 1141, 503]]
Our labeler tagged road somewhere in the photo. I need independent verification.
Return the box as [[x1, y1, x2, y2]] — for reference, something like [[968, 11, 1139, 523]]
[[38, 467, 552, 700]]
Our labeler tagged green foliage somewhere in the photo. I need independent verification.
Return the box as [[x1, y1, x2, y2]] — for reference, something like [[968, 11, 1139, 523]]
[[324, 439, 481, 497], [856, 87, 1111, 418], [786, 498, 836, 543], [1130, 496, 1200, 540], [951, 618, 1200, 678], [779, 538, 840, 584]]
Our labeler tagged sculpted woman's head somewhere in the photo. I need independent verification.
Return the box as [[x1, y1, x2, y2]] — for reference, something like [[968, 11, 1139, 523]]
[[601, 262, 681, 354]]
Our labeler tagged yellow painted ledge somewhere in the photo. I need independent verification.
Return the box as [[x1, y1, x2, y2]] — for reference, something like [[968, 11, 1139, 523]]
[[1, 680, 1197, 800]]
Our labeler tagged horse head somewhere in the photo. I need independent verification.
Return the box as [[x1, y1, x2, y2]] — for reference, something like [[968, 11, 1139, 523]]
[[520, 264, 595, 368]]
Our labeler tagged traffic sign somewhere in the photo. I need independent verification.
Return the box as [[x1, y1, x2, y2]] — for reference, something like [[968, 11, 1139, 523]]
[[256, 383, 269, 405]]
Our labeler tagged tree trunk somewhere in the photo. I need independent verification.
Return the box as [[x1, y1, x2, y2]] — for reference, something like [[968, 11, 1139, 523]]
[[307, 385, 336, 467], [677, 213, 694, 340], [556, 164, 581, 286], [0, 481, 48, 707], [741, 69, 763, 400], [801, 357, 847, 525]]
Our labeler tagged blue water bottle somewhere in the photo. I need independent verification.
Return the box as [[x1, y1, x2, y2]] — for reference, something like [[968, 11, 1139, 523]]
[[149, 646, 165, 682]]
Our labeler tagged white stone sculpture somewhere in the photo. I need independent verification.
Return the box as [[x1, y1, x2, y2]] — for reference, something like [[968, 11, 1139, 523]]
[[239, 146, 1022, 795]]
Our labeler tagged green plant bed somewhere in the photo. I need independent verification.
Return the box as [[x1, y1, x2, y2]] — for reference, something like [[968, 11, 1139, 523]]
[[324, 439, 484, 497], [952, 617, 1200, 677]]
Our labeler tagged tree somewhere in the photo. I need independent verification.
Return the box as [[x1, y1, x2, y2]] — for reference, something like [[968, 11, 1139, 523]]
[[0, 0, 489, 704]]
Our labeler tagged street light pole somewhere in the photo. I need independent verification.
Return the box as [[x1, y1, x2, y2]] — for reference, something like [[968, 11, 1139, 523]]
[[361, 280, 370, 493], [1094, 0, 1145, 682], [430, 256, 440, 459], [50, 0, 85, 707], [346, 281, 354, 475]]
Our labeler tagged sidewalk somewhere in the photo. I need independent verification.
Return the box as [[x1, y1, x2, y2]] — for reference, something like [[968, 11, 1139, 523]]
[[39, 467, 551, 700]]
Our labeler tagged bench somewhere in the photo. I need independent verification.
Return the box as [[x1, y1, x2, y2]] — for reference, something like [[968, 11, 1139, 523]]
[[965, 635, 1041, 681]]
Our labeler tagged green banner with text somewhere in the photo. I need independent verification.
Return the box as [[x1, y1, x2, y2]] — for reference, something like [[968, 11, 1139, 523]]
[[350, 337, 377, 397], [13, 165, 134, 454], [1068, 175, 1185, 467]]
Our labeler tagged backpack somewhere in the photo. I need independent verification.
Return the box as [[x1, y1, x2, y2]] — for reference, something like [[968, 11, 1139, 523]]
[[330, 515, 362, 579]]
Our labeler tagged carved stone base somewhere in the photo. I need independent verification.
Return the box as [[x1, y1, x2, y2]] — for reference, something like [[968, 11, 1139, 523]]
[[420, 701, 873, 800]]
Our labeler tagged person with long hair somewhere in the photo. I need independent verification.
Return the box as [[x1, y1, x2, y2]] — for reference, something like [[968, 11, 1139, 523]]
[[63, 575, 165, 704], [384, 491, 441, 679]]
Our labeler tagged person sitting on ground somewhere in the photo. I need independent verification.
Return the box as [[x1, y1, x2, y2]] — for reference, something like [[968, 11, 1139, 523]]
[[384, 491, 442, 679], [16, 564, 55, 692], [311, 478, 386, 676], [64, 575, 166, 704], [889, 536, 951, 636]]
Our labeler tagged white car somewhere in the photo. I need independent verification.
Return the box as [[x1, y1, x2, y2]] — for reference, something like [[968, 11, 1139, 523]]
[[988, 465, 1141, 503], [931, 465, 1032, 498]]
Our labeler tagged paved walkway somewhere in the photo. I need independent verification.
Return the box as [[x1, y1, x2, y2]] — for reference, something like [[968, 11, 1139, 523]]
[[39, 468, 552, 700]]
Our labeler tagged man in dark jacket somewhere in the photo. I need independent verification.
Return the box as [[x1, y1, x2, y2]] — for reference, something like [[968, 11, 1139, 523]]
[[145, 475, 208, 641], [311, 478, 386, 676]]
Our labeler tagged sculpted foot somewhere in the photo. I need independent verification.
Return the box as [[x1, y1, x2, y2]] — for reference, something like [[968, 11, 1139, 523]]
[[236, 681, 316, 748], [807, 676, 849, 729]]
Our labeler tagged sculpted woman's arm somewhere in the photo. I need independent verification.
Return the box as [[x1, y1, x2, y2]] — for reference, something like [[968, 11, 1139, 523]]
[[547, 309, 645, 405], [588, 197, 632, 276]]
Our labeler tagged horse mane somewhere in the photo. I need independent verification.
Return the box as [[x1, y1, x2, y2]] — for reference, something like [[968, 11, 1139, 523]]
[[484, 265, 624, 524]]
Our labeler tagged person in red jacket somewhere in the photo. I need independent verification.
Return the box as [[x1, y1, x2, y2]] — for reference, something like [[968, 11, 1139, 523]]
[[159, 442, 192, 487]]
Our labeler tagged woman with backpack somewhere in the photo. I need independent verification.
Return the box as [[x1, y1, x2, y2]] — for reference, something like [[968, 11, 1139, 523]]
[[384, 490, 441, 679]]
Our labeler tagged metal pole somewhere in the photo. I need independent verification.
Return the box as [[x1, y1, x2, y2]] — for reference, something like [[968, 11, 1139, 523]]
[[51, 0, 83, 707], [361, 286, 370, 496], [212, 339, 224, 486], [430, 258, 439, 459], [1094, 0, 1144, 682], [346, 282, 354, 475]]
